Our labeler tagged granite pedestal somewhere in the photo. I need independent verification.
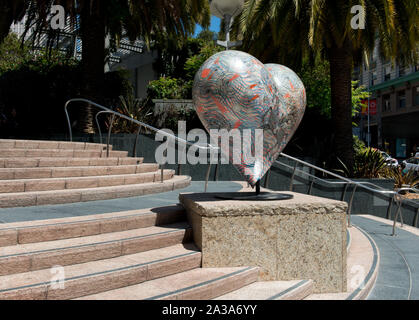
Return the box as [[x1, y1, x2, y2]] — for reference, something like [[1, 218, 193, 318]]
[[179, 191, 348, 293]]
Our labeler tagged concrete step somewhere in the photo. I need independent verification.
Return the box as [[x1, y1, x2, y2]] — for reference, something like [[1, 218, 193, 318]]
[[0, 139, 112, 151], [0, 163, 158, 180], [0, 169, 174, 193], [0, 157, 143, 168], [0, 222, 191, 275], [304, 226, 379, 300], [0, 205, 186, 247], [0, 243, 201, 300], [214, 279, 314, 300], [0, 175, 191, 208], [76, 266, 259, 300], [0, 148, 127, 158]]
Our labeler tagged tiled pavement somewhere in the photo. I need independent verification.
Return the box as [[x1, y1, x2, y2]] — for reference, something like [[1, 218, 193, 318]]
[[352, 215, 419, 300], [0, 181, 243, 223], [0, 180, 418, 300]]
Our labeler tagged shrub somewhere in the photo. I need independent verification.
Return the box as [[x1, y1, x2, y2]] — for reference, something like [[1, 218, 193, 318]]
[[147, 77, 187, 100], [0, 49, 130, 136], [352, 147, 388, 178], [383, 166, 419, 189], [103, 93, 152, 134]]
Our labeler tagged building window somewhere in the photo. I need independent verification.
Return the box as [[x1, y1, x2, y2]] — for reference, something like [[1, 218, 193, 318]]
[[370, 71, 377, 86], [384, 65, 391, 81], [415, 87, 419, 106], [382, 94, 391, 112], [397, 91, 406, 109], [399, 65, 407, 77]]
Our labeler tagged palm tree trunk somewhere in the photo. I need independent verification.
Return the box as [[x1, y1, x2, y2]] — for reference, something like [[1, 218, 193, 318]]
[[0, 0, 15, 44], [329, 40, 354, 176], [77, 1, 106, 134]]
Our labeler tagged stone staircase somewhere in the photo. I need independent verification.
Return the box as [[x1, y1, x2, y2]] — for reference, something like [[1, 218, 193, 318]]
[[0, 139, 190, 208], [0, 204, 316, 300], [0, 139, 377, 300]]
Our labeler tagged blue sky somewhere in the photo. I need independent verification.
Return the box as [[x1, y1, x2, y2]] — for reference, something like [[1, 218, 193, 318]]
[[194, 16, 221, 37]]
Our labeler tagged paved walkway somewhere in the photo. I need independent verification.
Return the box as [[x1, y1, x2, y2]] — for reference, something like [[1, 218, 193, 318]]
[[0, 181, 243, 223], [351, 215, 419, 300], [0, 181, 418, 300]]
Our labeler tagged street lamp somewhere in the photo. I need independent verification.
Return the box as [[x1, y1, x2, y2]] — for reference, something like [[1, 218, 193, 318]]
[[209, 0, 244, 50]]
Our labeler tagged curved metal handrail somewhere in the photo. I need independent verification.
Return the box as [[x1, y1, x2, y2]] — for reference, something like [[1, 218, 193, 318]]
[[65, 98, 219, 192], [274, 153, 419, 232], [65, 98, 219, 151], [65, 98, 418, 233]]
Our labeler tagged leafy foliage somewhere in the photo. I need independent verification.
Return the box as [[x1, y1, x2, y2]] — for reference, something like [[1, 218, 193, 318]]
[[149, 38, 223, 100], [351, 81, 371, 121], [147, 77, 186, 100], [235, 0, 418, 172], [337, 147, 388, 178], [153, 37, 204, 79], [353, 148, 388, 179], [298, 60, 331, 117], [298, 61, 370, 119], [0, 33, 31, 74], [384, 166, 419, 189], [353, 135, 366, 154], [0, 45, 130, 136]]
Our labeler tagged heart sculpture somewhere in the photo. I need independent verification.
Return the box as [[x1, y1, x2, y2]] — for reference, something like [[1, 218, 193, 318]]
[[192, 50, 306, 186]]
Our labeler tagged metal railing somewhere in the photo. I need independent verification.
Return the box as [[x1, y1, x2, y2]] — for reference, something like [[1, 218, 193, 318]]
[[65, 98, 419, 235], [270, 153, 419, 234], [64, 98, 219, 191]]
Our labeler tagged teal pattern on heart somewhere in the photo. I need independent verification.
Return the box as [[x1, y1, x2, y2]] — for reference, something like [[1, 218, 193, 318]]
[[192, 50, 306, 186]]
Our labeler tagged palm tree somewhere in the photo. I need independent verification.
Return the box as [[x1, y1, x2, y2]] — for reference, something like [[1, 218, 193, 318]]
[[0, 0, 26, 44], [0, 0, 210, 133], [235, 0, 418, 174]]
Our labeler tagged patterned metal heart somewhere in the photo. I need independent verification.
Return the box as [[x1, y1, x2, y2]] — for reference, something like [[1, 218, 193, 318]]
[[192, 50, 306, 186]]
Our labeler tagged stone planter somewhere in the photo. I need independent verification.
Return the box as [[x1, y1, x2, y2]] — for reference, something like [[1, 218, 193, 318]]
[[180, 191, 348, 293]]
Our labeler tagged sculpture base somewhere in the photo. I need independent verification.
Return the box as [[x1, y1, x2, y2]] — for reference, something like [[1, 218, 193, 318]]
[[215, 192, 293, 201], [179, 191, 348, 293]]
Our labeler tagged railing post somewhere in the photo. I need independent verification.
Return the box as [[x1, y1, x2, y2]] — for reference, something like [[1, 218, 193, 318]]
[[386, 195, 394, 220], [213, 152, 220, 181], [205, 163, 212, 192], [392, 197, 403, 236], [263, 169, 271, 188], [341, 183, 349, 201], [413, 207, 419, 228], [132, 126, 141, 157], [289, 162, 297, 191], [307, 179, 314, 195], [177, 163, 182, 176], [160, 163, 165, 183], [64, 101, 73, 142], [95, 112, 103, 145], [347, 184, 357, 227], [106, 114, 115, 158]]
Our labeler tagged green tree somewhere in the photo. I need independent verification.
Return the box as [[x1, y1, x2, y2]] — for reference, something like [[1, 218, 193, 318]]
[[0, 33, 31, 74], [299, 61, 370, 120], [236, 0, 419, 175], [0, 0, 210, 133], [197, 29, 217, 42], [0, 0, 25, 44]]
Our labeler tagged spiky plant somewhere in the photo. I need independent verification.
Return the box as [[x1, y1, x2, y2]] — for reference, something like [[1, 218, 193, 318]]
[[384, 166, 419, 189], [352, 147, 388, 178]]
